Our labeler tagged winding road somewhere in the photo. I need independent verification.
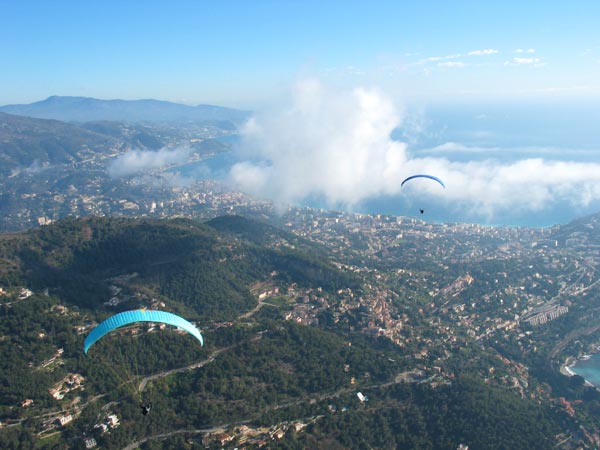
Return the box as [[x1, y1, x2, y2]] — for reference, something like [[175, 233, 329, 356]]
[[122, 369, 418, 449], [137, 346, 231, 392], [137, 299, 274, 392]]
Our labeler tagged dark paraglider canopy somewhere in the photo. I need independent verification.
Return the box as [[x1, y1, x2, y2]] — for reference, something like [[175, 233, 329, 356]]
[[400, 174, 446, 189], [401, 174, 445, 215]]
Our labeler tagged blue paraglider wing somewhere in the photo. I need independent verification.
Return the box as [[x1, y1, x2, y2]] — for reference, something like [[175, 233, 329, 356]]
[[84, 310, 203, 354], [401, 174, 445, 189]]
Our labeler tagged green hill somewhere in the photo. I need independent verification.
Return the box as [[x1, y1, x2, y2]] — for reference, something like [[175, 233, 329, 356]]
[[0, 112, 119, 175], [0, 216, 357, 321]]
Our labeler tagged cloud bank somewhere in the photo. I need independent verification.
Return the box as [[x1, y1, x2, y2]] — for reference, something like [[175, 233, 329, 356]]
[[108, 147, 191, 177], [231, 79, 409, 209], [230, 79, 600, 223]]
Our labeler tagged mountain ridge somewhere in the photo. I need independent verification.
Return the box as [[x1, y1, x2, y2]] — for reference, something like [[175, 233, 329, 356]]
[[0, 95, 251, 124], [0, 112, 121, 174]]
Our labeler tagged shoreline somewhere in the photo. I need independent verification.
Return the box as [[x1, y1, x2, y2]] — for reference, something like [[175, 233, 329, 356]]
[[560, 356, 577, 377], [560, 355, 598, 388]]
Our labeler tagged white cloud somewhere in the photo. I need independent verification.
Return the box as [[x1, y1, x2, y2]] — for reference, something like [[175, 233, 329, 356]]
[[230, 79, 407, 209], [467, 49, 499, 56], [437, 61, 466, 68], [505, 57, 543, 66], [422, 142, 598, 157], [419, 49, 498, 64], [107, 147, 191, 177], [517, 57, 540, 64], [230, 80, 600, 221], [515, 48, 536, 53], [24, 159, 50, 174], [423, 142, 500, 154], [437, 159, 600, 217], [416, 53, 463, 64]]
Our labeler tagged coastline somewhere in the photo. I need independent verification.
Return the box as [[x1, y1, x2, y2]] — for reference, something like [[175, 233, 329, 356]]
[[560, 356, 576, 377], [560, 355, 597, 388]]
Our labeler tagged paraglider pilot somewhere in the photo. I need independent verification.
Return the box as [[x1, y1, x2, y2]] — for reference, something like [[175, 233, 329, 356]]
[[141, 403, 152, 416]]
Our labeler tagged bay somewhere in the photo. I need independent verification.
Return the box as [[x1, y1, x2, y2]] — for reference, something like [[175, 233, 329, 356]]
[[570, 353, 600, 387]]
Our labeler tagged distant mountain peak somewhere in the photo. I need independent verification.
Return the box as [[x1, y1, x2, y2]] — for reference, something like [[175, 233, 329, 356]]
[[42, 95, 90, 102]]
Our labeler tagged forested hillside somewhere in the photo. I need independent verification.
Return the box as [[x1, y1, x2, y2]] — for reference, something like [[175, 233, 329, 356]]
[[0, 216, 587, 449]]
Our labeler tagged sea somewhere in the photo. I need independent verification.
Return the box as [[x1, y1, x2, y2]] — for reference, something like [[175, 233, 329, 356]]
[[570, 354, 600, 387]]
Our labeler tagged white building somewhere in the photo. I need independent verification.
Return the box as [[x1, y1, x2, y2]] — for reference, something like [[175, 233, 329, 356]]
[[57, 414, 73, 426], [106, 414, 120, 428]]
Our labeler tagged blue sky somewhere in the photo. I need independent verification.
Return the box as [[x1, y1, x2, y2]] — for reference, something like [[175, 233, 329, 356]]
[[2, 1, 600, 107]]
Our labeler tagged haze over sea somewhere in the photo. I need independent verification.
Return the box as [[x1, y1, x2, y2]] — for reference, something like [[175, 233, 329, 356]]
[[175, 100, 600, 228]]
